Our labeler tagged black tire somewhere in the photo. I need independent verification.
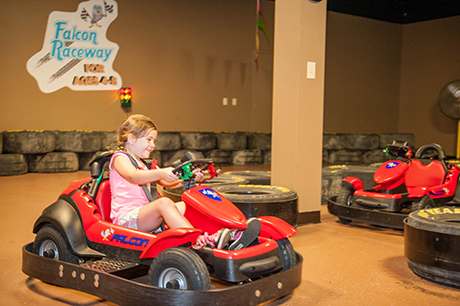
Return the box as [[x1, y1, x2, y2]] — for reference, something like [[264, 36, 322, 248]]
[[336, 186, 354, 224], [33, 224, 79, 264], [0, 154, 28, 176], [407, 259, 460, 289], [338, 217, 352, 224], [411, 195, 434, 212], [213, 184, 297, 204], [148, 247, 210, 290], [405, 208, 460, 287], [212, 184, 298, 226], [337, 185, 354, 207], [277, 239, 296, 271], [220, 171, 271, 185]]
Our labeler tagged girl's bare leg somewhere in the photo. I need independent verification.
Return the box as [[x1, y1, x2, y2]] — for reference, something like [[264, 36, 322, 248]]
[[137, 197, 192, 232]]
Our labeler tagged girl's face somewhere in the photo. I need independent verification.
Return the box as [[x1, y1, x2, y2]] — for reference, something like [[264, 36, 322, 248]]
[[128, 129, 158, 159]]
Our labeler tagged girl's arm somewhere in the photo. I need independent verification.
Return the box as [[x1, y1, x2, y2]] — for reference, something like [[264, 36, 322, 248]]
[[113, 154, 178, 185]]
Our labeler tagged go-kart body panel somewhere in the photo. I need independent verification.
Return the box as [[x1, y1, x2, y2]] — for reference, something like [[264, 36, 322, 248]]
[[183, 185, 248, 233], [374, 160, 408, 190], [257, 216, 297, 240]]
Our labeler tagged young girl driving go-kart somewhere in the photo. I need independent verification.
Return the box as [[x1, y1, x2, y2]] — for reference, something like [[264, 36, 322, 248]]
[[110, 114, 260, 250]]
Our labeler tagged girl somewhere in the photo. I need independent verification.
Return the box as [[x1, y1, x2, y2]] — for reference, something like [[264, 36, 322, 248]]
[[110, 114, 259, 250]]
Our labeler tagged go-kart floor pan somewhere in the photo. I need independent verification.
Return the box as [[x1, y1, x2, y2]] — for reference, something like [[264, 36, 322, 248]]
[[327, 197, 407, 230], [22, 243, 303, 306]]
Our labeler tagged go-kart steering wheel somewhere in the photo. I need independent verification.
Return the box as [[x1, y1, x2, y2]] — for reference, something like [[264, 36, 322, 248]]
[[414, 143, 446, 159], [171, 158, 214, 180]]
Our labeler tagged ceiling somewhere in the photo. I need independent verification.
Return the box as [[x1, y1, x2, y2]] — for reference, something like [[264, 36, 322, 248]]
[[326, 0, 460, 24]]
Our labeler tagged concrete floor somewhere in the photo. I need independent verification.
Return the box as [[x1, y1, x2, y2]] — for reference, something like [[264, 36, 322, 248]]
[[2, 170, 460, 306]]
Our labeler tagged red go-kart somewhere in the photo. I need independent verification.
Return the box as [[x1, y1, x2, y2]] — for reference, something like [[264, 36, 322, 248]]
[[328, 141, 460, 229], [22, 152, 302, 305]]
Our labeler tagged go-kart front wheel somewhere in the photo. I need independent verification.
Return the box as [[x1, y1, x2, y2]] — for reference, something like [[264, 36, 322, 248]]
[[148, 247, 211, 290], [411, 195, 434, 212], [277, 238, 296, 271], [33, 224, 79, 264], [336, 186, 355, 224]]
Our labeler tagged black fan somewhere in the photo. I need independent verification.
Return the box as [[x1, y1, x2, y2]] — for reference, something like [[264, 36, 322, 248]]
[[438, 79, 460, 158]]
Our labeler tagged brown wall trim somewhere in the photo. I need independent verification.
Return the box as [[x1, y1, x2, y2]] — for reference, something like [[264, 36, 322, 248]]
[[297, 211, 321, 226]]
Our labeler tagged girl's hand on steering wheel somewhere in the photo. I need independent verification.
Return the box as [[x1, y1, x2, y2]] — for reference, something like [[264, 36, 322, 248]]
[[193, 168, 206, 181]]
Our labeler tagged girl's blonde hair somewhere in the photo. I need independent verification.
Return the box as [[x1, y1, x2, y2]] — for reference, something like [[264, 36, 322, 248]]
[[117, 114, 157, 150]]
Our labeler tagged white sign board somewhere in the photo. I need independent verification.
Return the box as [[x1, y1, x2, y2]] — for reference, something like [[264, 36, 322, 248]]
[[27, 0, 122, 93]]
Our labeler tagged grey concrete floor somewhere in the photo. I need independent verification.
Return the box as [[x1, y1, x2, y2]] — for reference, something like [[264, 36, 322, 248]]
[[2, 170, 460, 305]]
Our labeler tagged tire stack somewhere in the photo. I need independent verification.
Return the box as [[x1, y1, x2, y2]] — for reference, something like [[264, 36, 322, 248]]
[[1, 130, 54, 176], [323, 133, 415, 165]]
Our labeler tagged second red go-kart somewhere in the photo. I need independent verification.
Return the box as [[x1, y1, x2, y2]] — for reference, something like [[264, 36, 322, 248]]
[[328, 141, 460, 229], [22, 152, 302, 305]]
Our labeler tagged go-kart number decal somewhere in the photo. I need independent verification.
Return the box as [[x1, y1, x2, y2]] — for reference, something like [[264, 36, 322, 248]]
[[199, 188, 222, 201], [386, 162, 399, 169]]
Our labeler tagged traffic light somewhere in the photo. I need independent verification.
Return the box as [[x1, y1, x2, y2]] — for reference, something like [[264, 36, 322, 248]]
[[120, 88, 132, 107]]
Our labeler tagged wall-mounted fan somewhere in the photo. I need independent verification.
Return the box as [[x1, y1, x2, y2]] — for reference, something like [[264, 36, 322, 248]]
[[438, 80, 460, 158]]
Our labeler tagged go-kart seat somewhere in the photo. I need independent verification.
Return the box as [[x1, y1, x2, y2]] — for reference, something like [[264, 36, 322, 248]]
[[404, 159, 446, 191], [95, 179, 112, 222]]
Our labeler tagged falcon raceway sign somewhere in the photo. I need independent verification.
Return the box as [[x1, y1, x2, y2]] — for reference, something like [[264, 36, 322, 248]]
[[27, 0, 122, 93]]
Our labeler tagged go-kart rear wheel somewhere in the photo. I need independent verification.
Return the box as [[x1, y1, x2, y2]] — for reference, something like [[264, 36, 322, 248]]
[[148, 247, 211, 290], [277, 238, 296, 271], [33, 224, 79, 264], [411, 195, 434, 212], [336, 186, 355, 223]]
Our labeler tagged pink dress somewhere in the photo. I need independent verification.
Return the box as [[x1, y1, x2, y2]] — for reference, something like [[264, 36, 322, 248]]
[[109, 151, 150, 225]]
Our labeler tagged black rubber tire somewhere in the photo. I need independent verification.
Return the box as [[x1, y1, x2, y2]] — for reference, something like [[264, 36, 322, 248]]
[[148, 247, 211, 290], [277, 239, 296, 271], [407, 259, 460, 289], [336, 185, 354, 207], [220, 171, 271, 185], [213, 184, 298, 226], [411, 195, 434, 212], [338, 217, 352, 224], [27, 152, 79, 173], [180, 132, 217, 151], [336, 186, 354, 224], [213, 184, 297, 204], [406, 207, 460, 235], [55, 131, 102, 153], [33, 224, 79, 264], [0, 154, 28, 176], [2, 130, 55, 154], [405, 208, 460, 288]]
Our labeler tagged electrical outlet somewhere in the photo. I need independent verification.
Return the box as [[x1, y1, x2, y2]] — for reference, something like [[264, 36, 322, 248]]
[[232, 98, 237, 106], [223, 98, 228, 105]]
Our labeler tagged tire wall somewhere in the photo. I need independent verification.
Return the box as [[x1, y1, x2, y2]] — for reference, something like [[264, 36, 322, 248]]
[[323, 133, 415, 164], [0, 130, 272, 176], [0, 131, 414, 177]]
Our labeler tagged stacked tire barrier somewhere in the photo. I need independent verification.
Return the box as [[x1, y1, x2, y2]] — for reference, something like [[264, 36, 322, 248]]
[[0, 130, 414, 176], [323, 133, 415, 165], [0, 130, 272, 176]]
